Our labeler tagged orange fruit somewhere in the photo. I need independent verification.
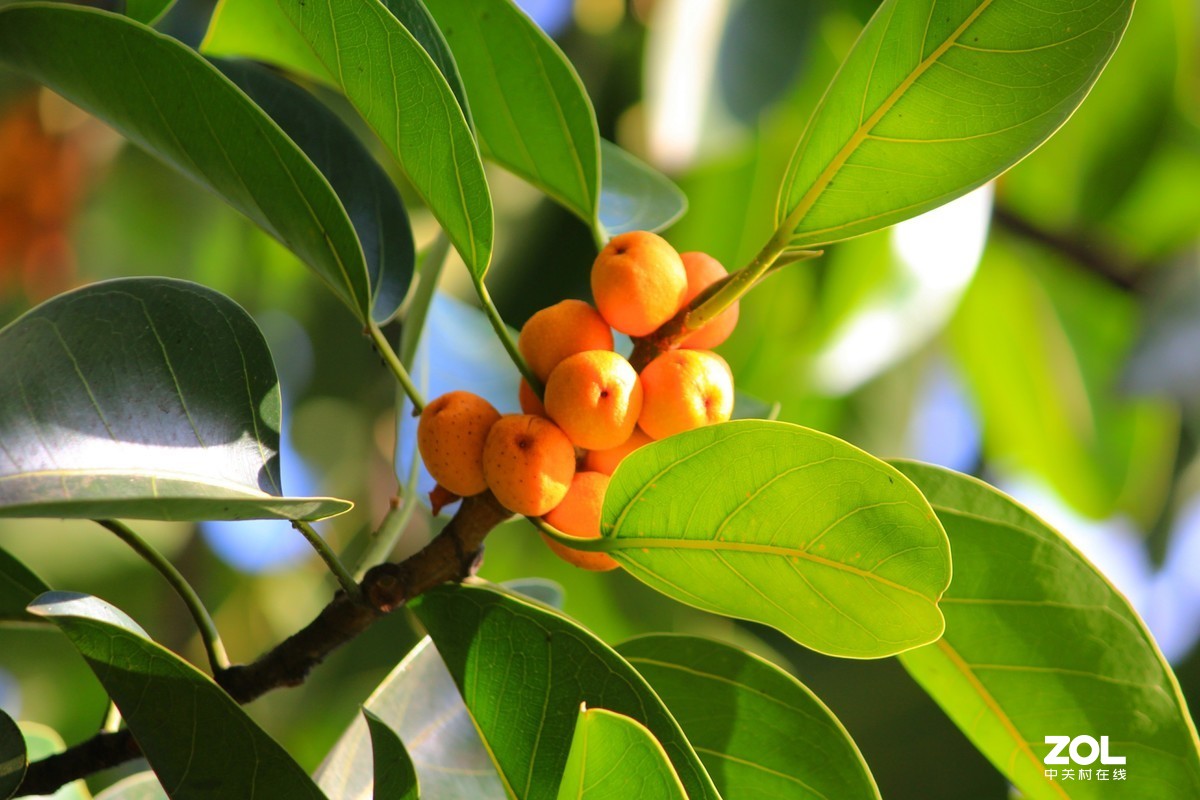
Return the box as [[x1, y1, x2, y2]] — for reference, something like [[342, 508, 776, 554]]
[[583, 428, 653, 476], [483, 414, 576, 516], [678, 251, 739, 349], [541, 472, 619, 571], [518, 378, 546, 416], [590, 231, 687, 337], [518, 299, 613, 383], [417, 391, 502, 496], [638, 350, 734, 440], [544, 350, 643, 450]]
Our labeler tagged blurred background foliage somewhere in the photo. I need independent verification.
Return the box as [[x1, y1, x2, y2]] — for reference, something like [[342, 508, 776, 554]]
[[1, 1, 1198, 798]]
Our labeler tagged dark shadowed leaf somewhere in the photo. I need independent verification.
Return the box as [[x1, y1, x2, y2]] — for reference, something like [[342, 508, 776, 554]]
[[412, 583, 721, 800], [617, 634, 880, 800], [777, 0, 1135, 247], [597, 141, 687, 240], [423, 0, 599, 225], [893, 461, 1200, 800], [0, 547, 49, 626], [0, 709, 24, 800], [363, 710, 419, 800], [279, 0, 493, 278], [556, 708, 686, 800], [94, 773, 168, 800], [0, 278, 350, 521], [603, 420, 950, 658], [317, 638, 506, 800], [28, 592, 326, 800], [0, 4, 372, 319], [214, 59, 415, 322], [125, 0, 176, 26]]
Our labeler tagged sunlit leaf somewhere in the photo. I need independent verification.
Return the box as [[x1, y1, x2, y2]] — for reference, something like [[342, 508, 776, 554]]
[[0, 4, 373, 319], [0, 709, 24, 800], [617, 634, 880, 800], [29, 592, 326, 800], [412, 583, 721, 800], [316, 638, 506, 800], [363, 710, 419, 800], [279, 0, 493, 278], [202, 0, 334, 84], [777, 0, 1135, 247], [556, 708, 686, 800], [603, 420, 950, 658], [0, 547, 49, 626], [93, 773, 168, 800], [597, 141, 687, 240], [423, 0, 599, 225], [214, 59, 415, 323], [382, 0, 473, 130], [0, 278, 351, 521], [893, 461, 1200, 800]]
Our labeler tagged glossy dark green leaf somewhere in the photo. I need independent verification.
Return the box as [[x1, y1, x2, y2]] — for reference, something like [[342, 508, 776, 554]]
[[0, 4, 372, 319], [125, 0, 176, 26], [597, 140, 687, 239], [94, 773, 168, 800], [777, 0, 1135, 247], [0, 547, 49, 625], [603, 420, 950, 658], [892, 462, 1200, 800], [0, 278, 350, 521], [617, 634, 880, 800], [28, 592, 327, 800], [0, 709, 24, 800], [317, 638, 506, 800], [279, 0, 493, 278], [423, 0, 599, 224], [411, 583, 721, 800], [556, 708, 686, 800], [363, 710, 419, 800], [214, 59, 415, 323]]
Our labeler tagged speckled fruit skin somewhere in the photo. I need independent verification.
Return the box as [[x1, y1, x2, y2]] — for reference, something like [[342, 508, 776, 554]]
[[590, 231, 687, 337], [518, 299, 614, 383], [678, 251, 739, 349], [483, 414, 576, 516], [417, 391, 502, 496], [583, 428, 653, 476], [638, 350, 734, 440], [544, 350, 643, 450], [541, 471, 619, 572], [518, 378, 546, 416]]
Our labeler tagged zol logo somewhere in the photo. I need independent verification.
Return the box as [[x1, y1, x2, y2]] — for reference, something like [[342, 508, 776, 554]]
[[1044, 735, 1126, 766]]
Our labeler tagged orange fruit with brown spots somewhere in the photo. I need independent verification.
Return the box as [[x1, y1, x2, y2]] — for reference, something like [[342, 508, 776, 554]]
[[638, 350, 734, 440], [678, 251, 739, 349], [541, 471, 619, 572], [590, 231, 687, 336], [544, 350, 643, 450], [417, 391, 502, 496], [483, 414, 576, 516], [518, 299, 614, 383], [583, 428, 653, 476]]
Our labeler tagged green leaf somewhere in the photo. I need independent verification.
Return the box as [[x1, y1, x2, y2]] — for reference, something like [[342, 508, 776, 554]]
[[125, 0, 176, 26], [411, 583, 721, 800], [0, 709, 24, 800], [617, 634, 880, 800], [28, 592, 327, 800], [776, 0, 1135, 247], [423, 0, 599, 224], [0, 4, 372, 320], [17, 722, 91, 800], [202, 0, 334, 85], [0, 547, 49, 626], [603, 420, 951, 658], [94, 773, 168, 800], [363, 710, 419, 800], [0, 278, 350, 521], [597, 140, 687, 240], [213, 59, 416, 323], [891, 461, 1200, 800], [317, 637, 506, 800], [279, 0, 494, 278], [556, 708, 687, 800], [382, 0, 473, 131]]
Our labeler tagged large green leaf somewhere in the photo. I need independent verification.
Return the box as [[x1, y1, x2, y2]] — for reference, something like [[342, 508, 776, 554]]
[[411, 583, 722, 800], [28, 592, 327, 800], [556, 708, 686, 800], [602, 420, 951, 658], [202, 0, 334, 85], [423, 0, 599, 225], [617, 634, 880, 800], [0, 278, 350, 521], [0, 3, 372, 319], [316, 637, 506, 800], [0, 547, 49, 625], [776, 0, 1134, 247], [0, 709, 24, 800], [892, 462, 1200, 800], [363, 710, 419, 800], [213, 59, 416, 323], [125, 0, 176, 26], [279, 0, 493, 278], [597, 141, 688, 239]]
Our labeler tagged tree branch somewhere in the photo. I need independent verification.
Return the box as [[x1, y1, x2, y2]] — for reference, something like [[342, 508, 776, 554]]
[[16, 492, 513, 797]]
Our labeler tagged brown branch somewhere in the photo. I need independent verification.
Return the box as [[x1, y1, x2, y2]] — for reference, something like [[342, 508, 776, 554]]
[[16, 492, 513, 797]]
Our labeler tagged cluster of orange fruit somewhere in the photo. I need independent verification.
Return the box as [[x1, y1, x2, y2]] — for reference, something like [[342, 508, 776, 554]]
[[417, 230, 739, 570]]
